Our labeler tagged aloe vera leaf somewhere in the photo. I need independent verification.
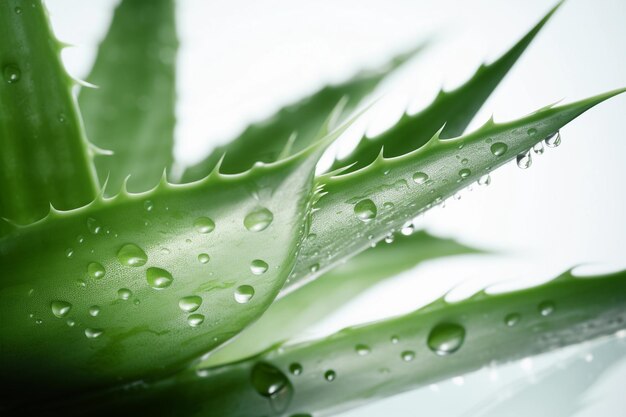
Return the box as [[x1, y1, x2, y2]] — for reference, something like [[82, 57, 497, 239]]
[[0, 0, 98, 226], [202, 231, 480, 367], [78, 0, 177, 196], [180, 44, 424, 181], [0, 118, 351, 400], [284, 88, 625, 294], [331, 2, 561, 173], [42, 269, 626, 417]]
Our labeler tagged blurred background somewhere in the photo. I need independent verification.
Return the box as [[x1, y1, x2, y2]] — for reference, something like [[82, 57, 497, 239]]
[[46, 0, 626, 415]]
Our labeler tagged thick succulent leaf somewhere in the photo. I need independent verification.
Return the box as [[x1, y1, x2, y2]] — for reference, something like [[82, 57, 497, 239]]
[[202, 231, 480, 367], [284, 89, 625, 294], [79, 0, 178, 196], [0, 119, 349, 402], [0, 0, 98, 226], [180, 45, 424, 181], [39, 269, 626, 417], [331, 2, 561, 173]]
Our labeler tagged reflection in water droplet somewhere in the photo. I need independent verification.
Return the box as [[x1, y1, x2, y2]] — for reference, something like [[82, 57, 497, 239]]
[[89, 305, 101, 317], [250, 259, 269, 275], [85, 328, 103, 339], [3, 64, 21, 83], [412, 172, 429, 184], [118, 288, 132, 300], [289, 363, 303, 376], [505, 313, 520, 327], [458, 168, 471, 179], [146, 267, 173, 289], [235, 285, 255, 303], [179, 295, 202, 312], [354, 199, 377, 223], [539, 301, 555, 316], [355, 344, 371, 356], [401, 351, 415, 362], [427, 323, 466, 356], [490, 142, 508, 157], [187, 314, 205, 327], [51, 301, 72, 318], [87, 262, 105, 279], [244, 208, 273, 232], [545, 131, 561, 148], [198, 253, 210, 264], [324, 370, 336, 382], [516, 151, 532, 169], [117, 244, 147, 267], [194, 217, 215, 233]]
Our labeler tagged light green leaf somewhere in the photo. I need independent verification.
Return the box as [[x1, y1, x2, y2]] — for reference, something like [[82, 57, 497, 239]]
[[79, 0, 178, 196]]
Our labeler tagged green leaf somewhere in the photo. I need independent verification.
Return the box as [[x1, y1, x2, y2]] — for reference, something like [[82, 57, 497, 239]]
[[79, 0, 178, 196], [284, 89, 626, 294], [180, 44, 424, 181], [0, 0, 98, 226], [42, 269, 626, 416], [202, 231, 480, 368], [331, 2, 562, 173]]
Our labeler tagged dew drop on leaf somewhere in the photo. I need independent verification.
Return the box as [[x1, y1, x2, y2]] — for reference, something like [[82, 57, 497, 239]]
[[401, 350, 415, 362], [478, 174, 491, 186], [250, 259, 269, 275], [505, 313, 520, 327], [187, 313, 205, 327], [324, 370, 336, 382], [533, 142, 544, 155], [490, 142, 508, 157], [427, 323, 466, 356], [527, 127, 538, 136], [87, 262, 105, 279], [458, 168, 471, 179], [289, 363, 303, 376], [235, 285, 255, 303], [146, 267, 173, 289], [355, 344, 371, 356], [85, 328, 103, 339], [118, 288, 132, 300], [354, 199, 377, 223], [117, 243, 148, 267], [179, 296, 202, 312], [144, 200, 154, 212], [545, 131, 561, 148], [244, 208, 274, 232], [412, 172, 429, 184], [87, 217, 102, 234], [391, 335, 400, 344], [193, 217, 215, 234], [198, 253, 210, 264], [50, 301, 72, 318], [89, 305, 100, 317], [538, 301, 555, 316], [516, 151, 532, 169], [3, 64, 21, 83]]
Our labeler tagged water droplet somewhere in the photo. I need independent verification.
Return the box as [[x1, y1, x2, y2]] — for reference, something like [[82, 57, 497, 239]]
[[251, 362, 293, 414], [382, 202, 394, 210], [401, 350, 415, 362], [391, 335, 399, 344], [35, 319, 43, 325], [144, 200, 154, 212], [76, 235, 85, 244], [87, 262, 105, 279], [118, 288, 132, 300], [478, 174, 491, 186], [117, 243, 147, 267], [50, 301, 72, 318], [461, 158, 469, 165], [533, 142, 544, 155], [324, 370, 336, 382], [545, 131, 561, 148], [527, 128, 538, 136], [355, 344, 371, 356], [198, 253, 210, 264], [412, 172, 429, 184], [87, 217, 102, 234], [57, 113, 66, 123], [76, 278, 87, 288], [3, 64, 21, 83], [505, 313, 520, 327], [354, 199, 377, 223], [250, 259, 269, 275], [384, 233, 395, 244], [289, 363, 303, 376], [194, 217, 215, 233], [427, 323, 466, 356], [235, 285, 255, 303], [244, 208, 274, 232], [66, 319, 75, 327], [538, 301, 555, 316], [85, 328, 103, 339], [146, 267, 173, 289], [65, 248, 74, 258], [89, 305, 101, 317], [15, 6, 22, 14], [400, 223, 414, 236], [187, 313, 205, 327], [516, 151, 532, 169], [179, 295, 202, 312], [490, 142, 508, 157], [458, 168, 471, 179]]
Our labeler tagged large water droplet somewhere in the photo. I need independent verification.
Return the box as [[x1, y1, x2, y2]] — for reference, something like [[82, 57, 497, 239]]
[[117, 244, 147, 267], [458, 168, 471, 179], [354, 199, 377, 223], [51, 300, 72, 318], [87, 262, 105, 279], [244, 208, 274, 232], [490, 142, 508, 157], [516, 151, 532, 169], [505, 313, 520, 327], [194, 217, 215, 233], [324, 370, 336, 382], [250, 259, 269, 275], [427, 323, 465, 356], [146, 267, 173, 289], [179, 295, 202, 312], [235, 285, 255, 303], [3, 64, 21, 83], [545, 131, 561, 148], [538, 301, 555, 316], [87, 217, 102, 234], [401, 350, 415, 362], [85, 328, 103, 339], [198, 253, 210, 264], [118, 288, 132, 300], [289, 363, 303, 376], [412, 172, 429, 184], [355, 344, 371, 356], [89, 305, 101, 317], [533, 142, 544, 155], [187, 313, 205, 327]]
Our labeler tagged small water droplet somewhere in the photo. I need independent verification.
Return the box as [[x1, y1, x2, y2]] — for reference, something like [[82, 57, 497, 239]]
[[355, 344, 371, 356], [478, 174, 491, 186], [76, 235, 85, 244], [89, 305, 101, 317], [35, 319, 43, 325], [251, 362, 293, 406], [76, 278, 87, 288], [117, 243, 148, 267], [250, 259, 269, 275], [324, 370, 336, 382], [187, 313, 205, 327], [384, 233, 395, 244], [427, 323, 465, 356], [383, 202, 394, 210], [194, 217, 215, 233], [66, 319, 75, 327], [538, 301, 555, 316], [144, 200, 154, 212], [458, 168, 471, 179], [400, 223, 414, 236], [179, 295, 202, 312], [198, 253, 210, 264], [401, 350, 415, 362], [289, 363, 303, 376], [15, 6, 22, 14], [310, 263, 320, 273], [3, 64, 21, 83], [533, 142, 544, 155], [516, 151, 532, 169], [146, 267, 173, 289], [57, 113, 66, 123], [545, 131, 561, 148], [490, 142, 508, 157], [51, 301, 72, 318], [527, 128, 538, 136], [505, 313, 520, 327], [244, 208, 274, 232], [65, 248, 74, 258], [118, 288, 132, 300], [87, 217, 102, 234], [461, 158, 469, 165], [85, 328, 103, 339], [412, 172, 429, 185], [235, 285, 255, 303], [87, 262, 105, 279], [354, 199, 377, 223], [391, 335, 399, 344]]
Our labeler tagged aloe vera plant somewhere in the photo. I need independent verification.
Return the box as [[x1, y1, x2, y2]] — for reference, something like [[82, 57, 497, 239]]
[[1, 1, 624, 416]]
